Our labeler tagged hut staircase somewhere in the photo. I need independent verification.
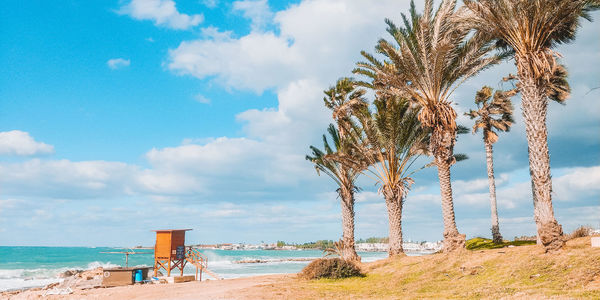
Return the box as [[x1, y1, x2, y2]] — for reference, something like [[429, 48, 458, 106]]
[[186, 247, 222, 280]]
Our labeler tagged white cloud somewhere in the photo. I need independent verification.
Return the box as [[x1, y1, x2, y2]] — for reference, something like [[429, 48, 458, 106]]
[[0, 159, 137, 198], [107, 58, 131, 70], [194, 94, 211, 104], [552, 166, 600, 202], [202, 0, 218, 8], [119, 0, 203, 30], [168, 31, 300, 93], [232, 0, 272, 32], [0, 130, 54, 156], [168, 1, 418, 93]]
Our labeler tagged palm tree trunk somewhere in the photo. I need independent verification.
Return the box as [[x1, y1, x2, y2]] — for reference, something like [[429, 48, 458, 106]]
[[485, 141, 503, 244], [383, 189, 404, 257], [432, 129, 465, 252], [437, 161, 466, 252], [339, 187, 360, 261], [520, 75, 564, 251]]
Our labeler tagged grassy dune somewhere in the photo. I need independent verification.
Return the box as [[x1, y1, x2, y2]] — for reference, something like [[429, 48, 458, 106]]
[[237, 236, 600, 299]]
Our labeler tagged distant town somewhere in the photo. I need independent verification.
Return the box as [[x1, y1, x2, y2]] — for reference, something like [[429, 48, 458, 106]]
[[188, 238, 442, 253]]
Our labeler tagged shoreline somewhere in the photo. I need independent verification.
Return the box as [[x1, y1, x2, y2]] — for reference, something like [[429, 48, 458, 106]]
[[4, 273, 293, 299], [1, 249, 441, 294]]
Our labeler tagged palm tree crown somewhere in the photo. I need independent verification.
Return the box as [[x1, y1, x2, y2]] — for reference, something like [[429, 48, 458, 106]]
[[466, 86, 516, 144], [460, 0, 598, 91], [323, 78, 367, 133], [306, 124, 362, 188], [350, 97, 429, 199], [375, 0, 503, 135]]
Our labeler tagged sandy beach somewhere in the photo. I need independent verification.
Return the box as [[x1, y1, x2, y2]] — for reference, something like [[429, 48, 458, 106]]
[[4, 274, 293, 300]]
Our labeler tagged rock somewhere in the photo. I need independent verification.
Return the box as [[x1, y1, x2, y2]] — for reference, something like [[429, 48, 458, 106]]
[[59, 270, 82, 278], [44, 282, 60, 290], [79, 267, 103, 279]]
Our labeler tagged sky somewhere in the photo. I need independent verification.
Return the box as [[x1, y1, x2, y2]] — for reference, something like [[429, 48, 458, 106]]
[[0, 0, 598, 247]]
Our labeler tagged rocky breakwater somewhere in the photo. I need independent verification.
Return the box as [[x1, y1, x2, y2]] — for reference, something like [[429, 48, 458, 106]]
[[234, 258, 314, 264]]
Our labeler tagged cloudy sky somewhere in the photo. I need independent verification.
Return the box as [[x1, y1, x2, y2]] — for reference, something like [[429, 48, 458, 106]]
[[0, 0, 598, 247]]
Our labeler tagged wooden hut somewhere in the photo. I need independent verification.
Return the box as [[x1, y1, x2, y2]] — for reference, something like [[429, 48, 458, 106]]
[[153, 229, 192, 277]]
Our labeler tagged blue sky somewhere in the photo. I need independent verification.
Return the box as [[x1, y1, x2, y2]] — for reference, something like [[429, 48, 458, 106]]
[[0, 0, 599, 247]]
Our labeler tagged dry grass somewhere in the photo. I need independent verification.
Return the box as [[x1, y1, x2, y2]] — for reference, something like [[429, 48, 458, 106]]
[[567, 226, 592, 240], [233, 237, 600, 299]]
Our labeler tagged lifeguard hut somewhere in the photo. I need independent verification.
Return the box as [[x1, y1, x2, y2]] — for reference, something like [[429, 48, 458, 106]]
[[152, 229, 220, 280]]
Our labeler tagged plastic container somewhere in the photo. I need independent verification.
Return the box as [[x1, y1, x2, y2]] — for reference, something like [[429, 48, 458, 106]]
[[134, 269, 143, 283]]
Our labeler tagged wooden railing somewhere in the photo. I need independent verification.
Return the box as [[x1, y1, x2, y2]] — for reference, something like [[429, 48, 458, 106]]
[[186, 247, 208, 269], [185, 247, 221, 280]]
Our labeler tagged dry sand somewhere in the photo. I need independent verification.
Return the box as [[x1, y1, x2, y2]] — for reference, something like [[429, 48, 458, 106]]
[[4, 274, 295, 300]]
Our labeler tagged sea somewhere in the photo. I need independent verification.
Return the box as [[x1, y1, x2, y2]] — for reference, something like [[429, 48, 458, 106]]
[[0, 246, 400, 291]]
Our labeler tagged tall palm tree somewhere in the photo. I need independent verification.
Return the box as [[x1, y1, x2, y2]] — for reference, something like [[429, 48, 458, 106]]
[[306, 78, 368, 261], [459, 0, 598, 251], [306, 125, 363, 261], [323, 78, 368, 139], [345, 95, 429, 257], [358, 0, 504, 251], [466, 86, 516, 244]]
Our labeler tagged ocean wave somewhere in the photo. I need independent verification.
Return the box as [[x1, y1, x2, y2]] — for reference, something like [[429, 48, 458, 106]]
[[0, 261, 121, 292], [85, 261, 120, 270]]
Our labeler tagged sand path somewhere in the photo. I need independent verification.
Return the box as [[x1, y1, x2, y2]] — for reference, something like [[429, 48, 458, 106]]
[[8, 274, 293, 300]]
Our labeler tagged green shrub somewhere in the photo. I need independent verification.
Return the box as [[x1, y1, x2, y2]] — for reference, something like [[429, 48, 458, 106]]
[[300, 258, 363, 279], [466, 237, 536, 250]]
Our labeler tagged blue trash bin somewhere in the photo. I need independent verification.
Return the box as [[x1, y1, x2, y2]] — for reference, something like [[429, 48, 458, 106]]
[[134, 269, 143, 283]]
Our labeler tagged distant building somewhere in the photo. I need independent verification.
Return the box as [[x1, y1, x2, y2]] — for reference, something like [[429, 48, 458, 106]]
[[356, 241, 442, 252]]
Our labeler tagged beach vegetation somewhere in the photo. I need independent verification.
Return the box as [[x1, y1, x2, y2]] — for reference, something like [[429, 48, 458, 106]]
[[295, 240, 336, 250], [356, 237, 389, 244], [567, 225, 593, 240], [299, 258, 363, 280], [465, 237, 536, 250], [458, 0, 599, 252], [466, 85, 516, 243]]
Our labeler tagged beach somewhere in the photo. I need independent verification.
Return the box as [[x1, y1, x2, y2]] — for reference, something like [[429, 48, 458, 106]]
[[5, 237, 600, 299], [4, 274, 292, 300], [0, 246, 392, 292]]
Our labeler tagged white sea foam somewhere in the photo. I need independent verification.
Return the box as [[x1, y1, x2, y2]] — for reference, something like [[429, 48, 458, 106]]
[[0, 261, 121, 292], [85, 261, 120, 270], [0, 269, 65, 292]]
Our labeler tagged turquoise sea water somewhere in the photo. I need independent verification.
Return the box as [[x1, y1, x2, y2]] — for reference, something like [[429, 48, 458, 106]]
[[0, 246, 390, 291]]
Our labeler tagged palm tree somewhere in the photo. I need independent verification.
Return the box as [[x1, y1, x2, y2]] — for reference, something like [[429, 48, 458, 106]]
[[306, 78, 368, 261], [466, 86, 516, 244], [359, 0, 504, 251], [307, 125, 363, 261], [345, 94, 429, 257], [459, 0, 598, 251]]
